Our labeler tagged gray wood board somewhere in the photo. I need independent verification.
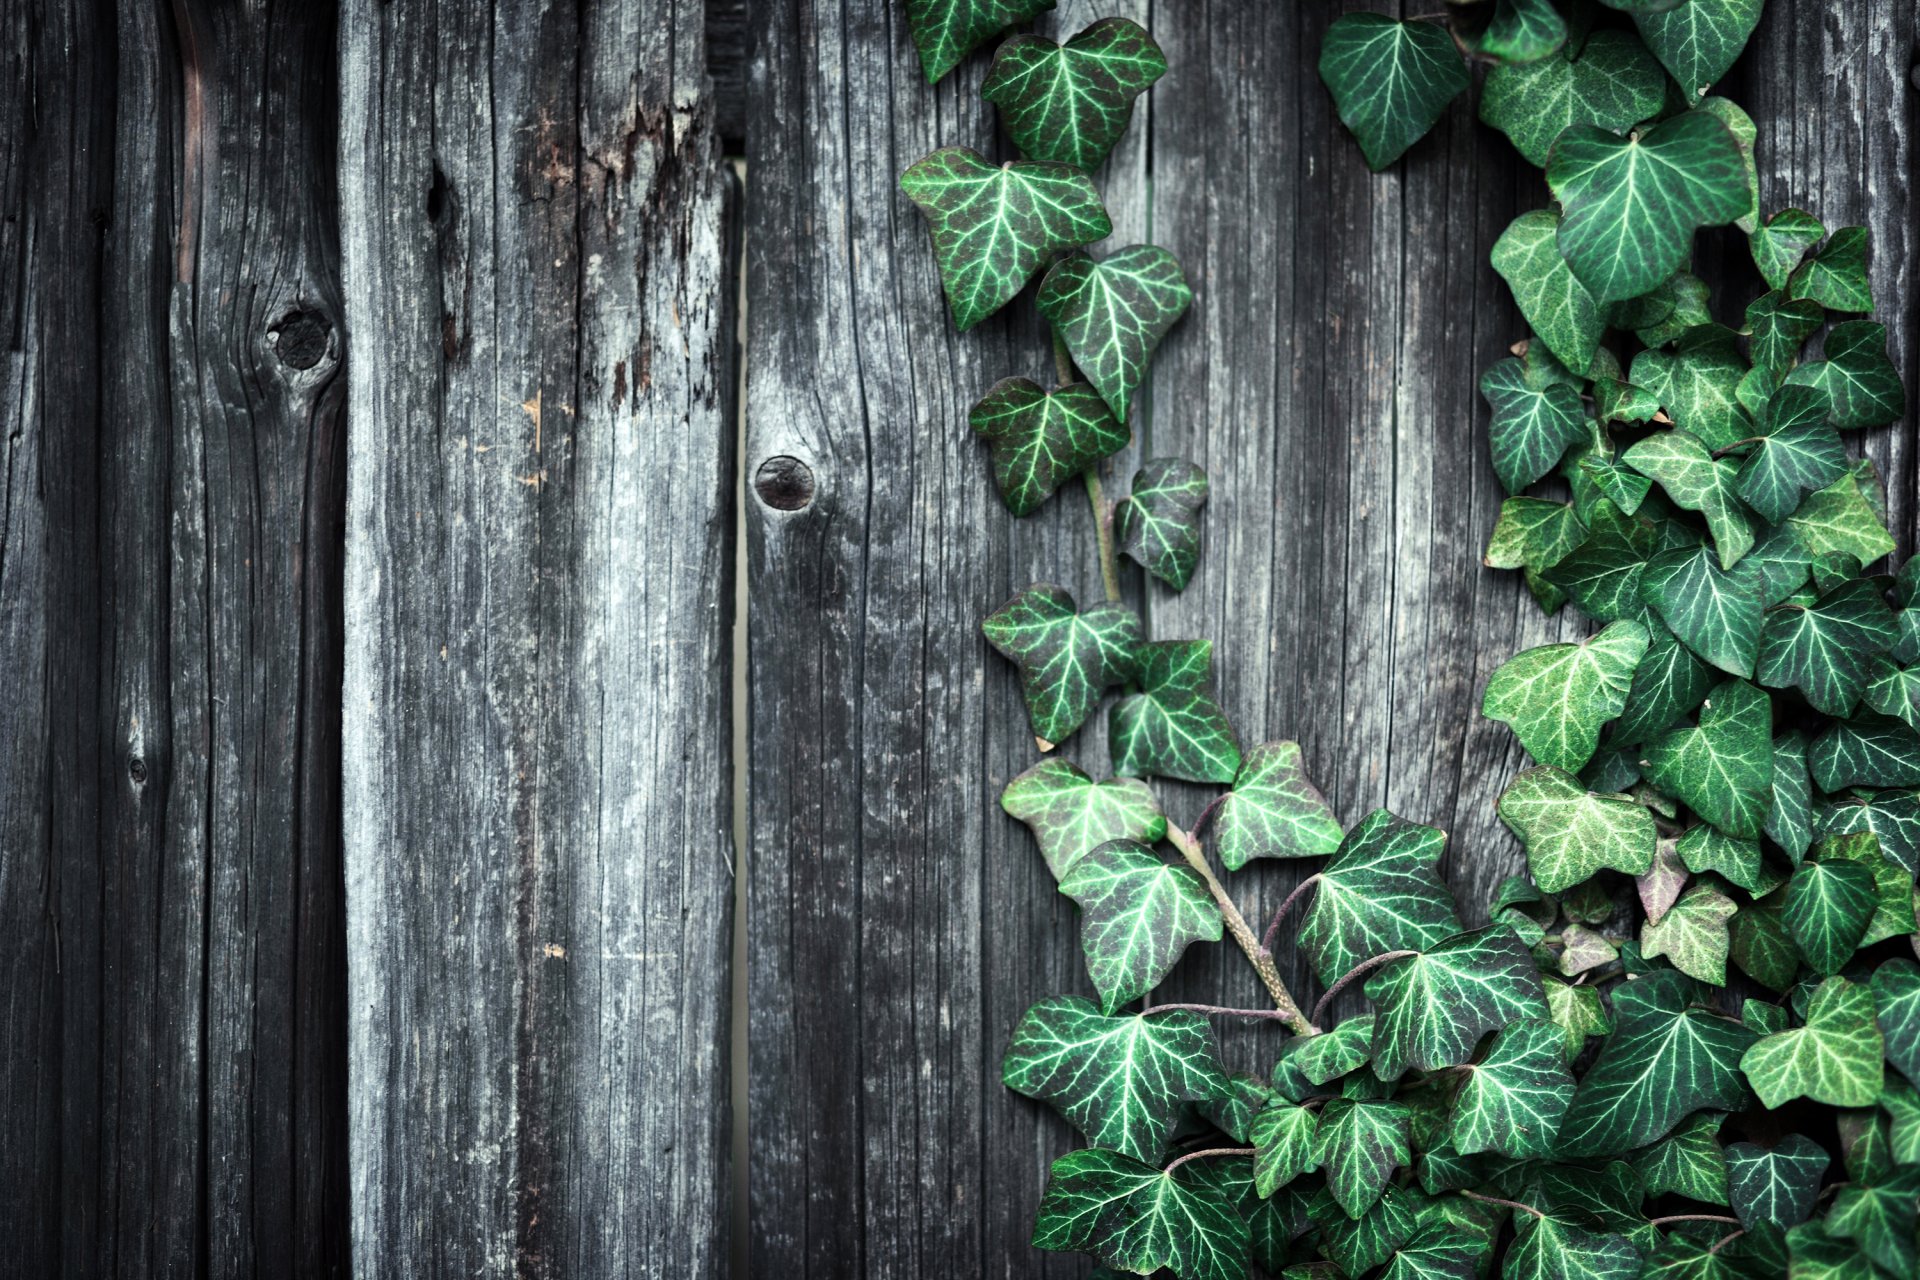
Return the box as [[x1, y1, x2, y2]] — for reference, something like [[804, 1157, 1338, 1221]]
[[339, 0, 737, 1274], [744, 1, 1919, 1275]]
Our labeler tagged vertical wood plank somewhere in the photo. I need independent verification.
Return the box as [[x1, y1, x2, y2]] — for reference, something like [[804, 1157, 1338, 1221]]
[[339, 0, 737, 1273]]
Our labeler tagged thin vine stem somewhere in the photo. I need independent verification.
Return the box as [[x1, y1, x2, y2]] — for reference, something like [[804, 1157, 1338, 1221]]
[[1261, 873, 1322, 952], [1310, 949, 1417, 1026], [1458, 1190, 1544, 1220], [1162, 1146, 1255, 1175], [1085, 468, 1123, 604], [1708, 1231, 1746, 1256], [1648, 1215, 1743, 1228], [1164, 821, 1318, 1035]]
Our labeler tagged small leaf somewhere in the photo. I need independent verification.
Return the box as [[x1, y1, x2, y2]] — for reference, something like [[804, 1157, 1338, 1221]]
[[1741, 976, 1885, 1108], [1215, 740, 1344, 871], [1622, 429, 1753, 569], [1483, 620, 1649, 771], [1114, 458, 1208, 590], [1787, 226, 1874, 313], [1463, 0, 1567, 63], [1366, 926, 1551, 1080], [1547, 112, 1751, 304], [1871, 960, 1920, 1081], [1505, 1211, 1643, 1280], [1785, 1221, 1880, 1280], [1783, 854, 1878, 975], [1488, 497, 1586, 573], [1003, 996, 1227, 1162], [1729, 892, 1801, 992], [1755, 577, 1897, 717], [1639, 838, 1690, 924], [1632, 0, 1763, 95], [1032, 1147, 1249, 1280], [1546, 500, 1659, 625], [1697, 97, 1759, 231], [1616, 621, 1715, 744], [1061, 838, 1223, 1012], [1449, 1018, 1575, 1158], [905, 0, 1056, 84], [1826, 1168, 1920, 1276], [1674, 823, 1764, 894], [1641, 881, 1738, 985], [1109, 639, 1241, 783], [1309, 1182, 1423, 1272], [1822, 832, 1919, 946], [1633, 1111, 1729, 1204], [1784, 320, 1907, 431], [1480, 29, 1667, 168], [1725, 1135, 1829, 1231], [1642, 677, 1773, 840], [1003, 757, 1166, 881], [1640, 545, 1763, 678], [1743, 291, 1826, 386], [1497, 767, 1657, 893], [1630, 325, 1752, 451], [1252, 1103, 1321, 1198], [900, 148, 1110, 330], [1768, 733, 1815, 861], [1809, 713, 1920, 791], [1040, 246, 1191, 423], [1544, 974, 1612, 1060], [1483, 352, 1592, 493], [981, 18, 1165, 171], [1319, 14, 1469, 171], [1299, 810, 1463, 988], [1816, 790, 1920, 876], [1381, 1218, 1486, 1280], [1749, 209, 1826, 290], [971, 378, 1129, 517], [1314, 1098, 1411, 1218], [1495, 209, 1603, 374], [983, 584, 1141, 746]]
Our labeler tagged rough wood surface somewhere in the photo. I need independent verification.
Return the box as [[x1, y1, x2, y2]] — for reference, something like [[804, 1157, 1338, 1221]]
[[744, 2, 1919, 1275], [1, 4, 351, 1274], [339, 1, 737, 1275]]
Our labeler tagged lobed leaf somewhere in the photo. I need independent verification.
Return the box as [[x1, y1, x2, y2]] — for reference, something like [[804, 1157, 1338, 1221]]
[[981, 18, 1165, 171]]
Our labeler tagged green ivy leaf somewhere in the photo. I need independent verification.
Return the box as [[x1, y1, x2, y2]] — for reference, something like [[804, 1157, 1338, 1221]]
[[1252, 1103, 1322, 1198], [1482, 353, 1591, 494], [1768, 733, 1815, 860], [1114, 458, 1208, 590], [1628, 273, 1716, 348], [1483, 620, 1649, 771], [1546, 975, 1613, 1060], [1725, 1135, 1829, 1231], [1061, 839, 1223, 1012], [984, 584, 1141, 747], [1816, 790, 1920, 876], [1822, 831, 1919, 946], [1733, 384, 1847, 524], [1032, 1147, 1249, 1280], [1743, 291, 1826, 386], [1556, 969, 1758, 1157], [1783, 854, 1878, 975], [1494, 210, 1604, 374], [1641, 881, 1738, 985], [1367, 926, 1551, 1080], [1504, 1211, 1643, 1280], [981, 18, 1166, 171], [1642, 677, 1773, 840], [1480, 30, 1668, 168], [1299, 810, 1463, 988], [1547, 112, 1750, 304], [1871, 960, 1920, 1081], [1785, 1220, 1881, 1280], [1826, 1167, 1920, 1276], [1310, 1183, 1423, 1272], [1742, 976, 1885, 1108], [1630, 325, 1753, 451], [1674, 823, 1764, 893], [1632, 0, 1763, 95], [1109, 640, 1242, 783], [1640, 545, 1763, 678], [1749, 208, 1827, 291], [1002, 757, 1167, 881], [1287, 1012, 1377, 1086], [1496, 767, 1657, 893], [1697, 97, 1759, 232], [901, 147, 1110, 331], [1809, 713, 1920, 791], [1633, 1111, 1729, 1204], [905, 0, 1056, 83], [1487, 497, 1586, 575], [1314, 1099, 1412, 1218], [971, 378, 1130, 517], [1003, 996, 1226, 1161], [1040, 246, 1191, 423], [1729, 892, 1802, 992], [1215, 740, 1344, 871], [1319, 14, 1469, 171], [1590, 348, 1667, 429], [1381, 1217, 1486, 1280], [1784, 320, 1907, 431], [1203, 1072, 1277, 1144], [1787, 226, 1874, 313], [1464, 0, 1568, 64], [1755, 578, 1898, 717], [1449, 1018, 1576, 1159], [1637, 1233, 1744, 1280], [1622, 429, 1754, 569], [1731, 520, 1814, 606]]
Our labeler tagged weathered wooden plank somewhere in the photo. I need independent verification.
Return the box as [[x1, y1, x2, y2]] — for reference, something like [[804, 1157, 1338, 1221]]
[[3, 3, 351, 1273], [339, 1, 737, 1273]]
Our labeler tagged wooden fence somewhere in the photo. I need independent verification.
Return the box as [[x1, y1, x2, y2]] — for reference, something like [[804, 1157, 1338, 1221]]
[[0, 0, 1912, 1276]]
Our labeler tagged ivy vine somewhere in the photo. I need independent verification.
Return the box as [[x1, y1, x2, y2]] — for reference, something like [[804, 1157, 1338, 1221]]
[[898, 2, 1919, 1278]]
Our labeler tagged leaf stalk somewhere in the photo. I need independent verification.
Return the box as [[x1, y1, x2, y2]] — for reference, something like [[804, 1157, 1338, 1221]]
[[1164, 821, 1318, 1034]]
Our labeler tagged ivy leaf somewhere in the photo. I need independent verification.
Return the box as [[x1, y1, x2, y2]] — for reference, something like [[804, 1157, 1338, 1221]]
[[1640, 545, 1763, 678], [1590, 348, 1667, 429], [1730, 520, 1813, 607], [1252, 1103, 1322, 1198], [1547, 112, 1750, 304], [981, 18, 1166, 171], [1782, 855, 1878, 976], [1482, 353, 1591, 493], [1031, 1147, 1249, 1280], [1674, 823, 1764, 894], [904, 0, 1056, 83], [1637, 1234, 1744, 1280], [1040, 246, 1191, 423], [1480, 30, 1668, 168], [1725, 1136, 1829, 1231], [1061, 838, 1223, 1012], [1299, 810, 1463, 988], [1630, 325, 1752, 451], [1864, 656, 1920, 728], [1546, 501, 1657, 625], [1003, 996, 1226, 1162], [984, 584, 1141, 748], [1756, 578, 1898, 717], [1642, 677, 1773, 840], [1555, 969, 1758, 1157], [1382, 1218, 1486, 1280], [1616, 628, 1713, 750], [1215, 741, 1344, 871], [1809, 713, 1920, 791], [971, 379, 1130, 517], [1872, 960, 1920, 1081], [1821, 831, 1918, 947], [1784, 320, 1907, 431], [1109, 639, 1242, 783], [1733, 384, 1848, 524], [1622, 429, 1754, 569], [1314, 1099, 1412, 1218], [1697, 97, 1759, 232], [1204, 1072, 1277, 1144], [1785, 1221, 1881, 1280], [1488, 497, 1586, 576], [1729, 893, 1801, 992], [900, 148, 1110, 331], [1449, 1018, 1576, 1158], [1114, 458, 1208, 590], [1504, 1211, 1643, 1280], [1787, 226, 1874, 313], [1641, 881, 1738, 985], [1483, 620, 1649, 771], [1743, 291, 1826, 386], [1287, 1012, 1377, 1086], [1464, 0, 1568, 64], [1496, 767, 1657, 893], [1546, 975, 1613, 1060], [1749, 209, 1827, 291], [1494, 210, 1603, 375], [1632, 0, 1763, 95], [1633, 1111, 1730, 1203], [1827, 1168, 1920, 1276], [1309, 1183, 1423, 1272], [1002, 758, 1167, 881], [1628, 274, 1715, 349], [1742, 976, 1885, 1109], [1816, 790, 1920, 876], [1318, 14, 1468, 171], [1366, 926, 1551, 1080]]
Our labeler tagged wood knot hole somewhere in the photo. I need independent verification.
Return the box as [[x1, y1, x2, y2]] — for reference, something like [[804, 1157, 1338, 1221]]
[[269, 310, 332, 370], [754, 456, 815, 511], [128, 757, 148, 786]]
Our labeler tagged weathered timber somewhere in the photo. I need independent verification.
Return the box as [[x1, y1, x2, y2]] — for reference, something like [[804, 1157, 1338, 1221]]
[[1, 3, 351, 1275], [339, 1, 737, 1275]]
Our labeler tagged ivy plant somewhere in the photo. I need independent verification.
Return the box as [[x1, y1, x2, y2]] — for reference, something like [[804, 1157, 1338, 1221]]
[[898, 3, 1919, 1278]]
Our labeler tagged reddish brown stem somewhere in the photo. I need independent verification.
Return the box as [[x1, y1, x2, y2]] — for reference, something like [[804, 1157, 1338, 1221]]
[[1261, 873, 1323, 952], [1162, 1146, 1255, 1176], [1310, 950, 1417, 1026]]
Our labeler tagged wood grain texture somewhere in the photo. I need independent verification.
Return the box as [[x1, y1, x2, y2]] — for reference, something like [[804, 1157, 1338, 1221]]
[[2, 2, 351, 1274], [745, 1, 1919, 1275], [339, 1, 737, 1274]]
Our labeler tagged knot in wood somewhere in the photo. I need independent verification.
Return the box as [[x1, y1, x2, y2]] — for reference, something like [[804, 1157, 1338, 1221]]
[[754, 456, 815, 511], [270, 310, 332, 370], [127, 756, 148, 786]]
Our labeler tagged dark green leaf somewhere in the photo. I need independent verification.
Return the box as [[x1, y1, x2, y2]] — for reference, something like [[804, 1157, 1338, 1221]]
[[1697, 97, 1759, 232], [1504, 1210, 1643, 1280], [1483, 620, 1650, 771], [1496, 766, 1657, 892], [1641, 545, 1764, 678], [1622, 429, 1754, 569], [1310, 1182, 1423, 1271], [1826, 1167, 1920, 1276], [1631, 325, 1753, 451], [981, 18, 1165, 170], [1252, 1103, 1321, 1197], [1675, 823, 1765, 893], [1816, 790, 1920, 875], [1480, 30, 1668, 168], [1450, 1018, 1576, 1158], [1749, 209, 1826, 290], [1872, 960, 1920, 1081], [1114, 458, 1208, 590], [1299, 810, 1463, 988], [1736, 385, 1847, 526], [1785, 1220, 1880, 1280], [1483, 353, 1592, 493], [1641, 881, 1739, 985], [1742, 976, 1885, 1108], [1787, 226, 1874, 313], [1031, 1147, 1249, 1280], [1743, 291, 1826, 386], [1215, 740, 1344, 871], [1783, 855, 1878, 975], [1040, 246, 1191, 423], [1286, 1012, 1377, 1086], [1314, 1098, 1412, 1217], [1382, 1217, 1486, 1280], [1616, 621, 1715, 744], [1756, 578, 1897, 716], [1784, 320, 1907, 431], [1809, 713, 1920, 791], [1366, 926, 1550, 1080], [1488, 496, 1587, 573], [1633, 1110, 1729, 1204], [984, 584, 1141, 747], [1495, 210, 1604, 374], [1109, 639, 1242, 783], [1642, 677, 1773, 839], [1319, 14, 1469, 170], [1545, 500, 1659, 625], [1632, 0, 1763, 95], [905, 0, 1056, 83], [1545, 974, 1613, 1059], [1062, 839, 1222, 1012], [1466, 0, 1569, 64], [1002, 757, 1166, 881], [971, 378, 1130, 517], [1725, 1135, 1829, 1231], [1729, 892, 1801, 992]]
